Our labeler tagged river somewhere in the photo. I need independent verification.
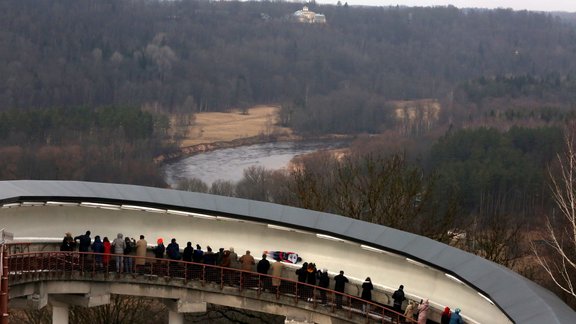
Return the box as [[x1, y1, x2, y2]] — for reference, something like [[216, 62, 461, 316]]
[[162, 141, 348, 188]]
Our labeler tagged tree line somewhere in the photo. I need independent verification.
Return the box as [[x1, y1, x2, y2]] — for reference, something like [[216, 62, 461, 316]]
[[1, 1, 576, 134], [0, 106, 172, 186]]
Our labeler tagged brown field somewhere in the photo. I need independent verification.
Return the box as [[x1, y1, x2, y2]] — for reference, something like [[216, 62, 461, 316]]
[[177, 105, 292, 147]]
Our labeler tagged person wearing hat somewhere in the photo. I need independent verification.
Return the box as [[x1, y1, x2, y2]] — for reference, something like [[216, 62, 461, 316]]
[[449, 308, 463, 324], [154, 238, 165, 259]]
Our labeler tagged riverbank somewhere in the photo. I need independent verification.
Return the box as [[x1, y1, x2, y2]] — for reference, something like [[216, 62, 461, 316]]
[[155, 105, 294, 163], [155, 133, 300, 164], [156, 105, 352, 164]]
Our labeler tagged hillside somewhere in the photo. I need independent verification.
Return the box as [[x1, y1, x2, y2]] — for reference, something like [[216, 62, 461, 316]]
[[1, 1, 576, 135]]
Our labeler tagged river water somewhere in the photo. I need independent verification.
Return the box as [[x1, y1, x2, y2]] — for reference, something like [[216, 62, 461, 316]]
[[162, 141, 347, 188]]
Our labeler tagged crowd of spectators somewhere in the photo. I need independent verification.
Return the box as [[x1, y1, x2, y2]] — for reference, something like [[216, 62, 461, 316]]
[[61, 230, 464, 323]]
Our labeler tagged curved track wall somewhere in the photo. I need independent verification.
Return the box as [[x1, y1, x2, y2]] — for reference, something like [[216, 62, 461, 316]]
[[1, 180, 575, 323]]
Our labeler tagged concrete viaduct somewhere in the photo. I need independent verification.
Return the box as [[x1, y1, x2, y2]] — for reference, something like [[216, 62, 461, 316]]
[[0, 180, 575, 323]]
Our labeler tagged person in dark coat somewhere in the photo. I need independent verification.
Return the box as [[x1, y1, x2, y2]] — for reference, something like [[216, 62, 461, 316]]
[[216, 248, 225, 265], [295, 262, 308, 300], [305, 263, 317, 301], [257, 254, 271, 291], [153, 238, 166, 276], [257, 254, 271, 274], [165, 238, 181, 276], [203, 246, 216, 265], [182, 242, 193, 262], [296, 262, 308, 282], [392, 284, 406, 313], [333, 270, 349, 309], [74, 231, 91, 252], [361, 277, 374, 312], [193, 244, 204, 263], [154, 238, 165, 259], [166, 238, 181, 260], [317, 268, 330, 305], [124, 236, 134, 274], [91, 235, 104, 267], [361, 277, 373, 300], [60, 232, 76, 251]]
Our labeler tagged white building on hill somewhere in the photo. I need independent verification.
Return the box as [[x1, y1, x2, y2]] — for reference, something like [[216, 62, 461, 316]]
[[293, 6, 326, 24]]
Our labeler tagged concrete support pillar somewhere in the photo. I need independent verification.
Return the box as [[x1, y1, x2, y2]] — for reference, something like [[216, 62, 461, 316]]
[[51, 302, 69, 324], [168, 310, 184, 324]]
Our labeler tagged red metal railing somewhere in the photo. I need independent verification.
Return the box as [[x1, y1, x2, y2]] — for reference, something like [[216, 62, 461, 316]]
[[7, 251, 415, 323]]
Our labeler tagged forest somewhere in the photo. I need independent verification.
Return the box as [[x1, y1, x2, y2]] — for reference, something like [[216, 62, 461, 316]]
[[2, 0, 576, 315]]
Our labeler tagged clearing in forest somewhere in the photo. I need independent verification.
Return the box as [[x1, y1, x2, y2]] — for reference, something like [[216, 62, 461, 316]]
[[177, 105, 292, 147]]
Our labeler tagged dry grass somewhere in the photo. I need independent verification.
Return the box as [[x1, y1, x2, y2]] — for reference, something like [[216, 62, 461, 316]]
[[178, 105, 291, 147]]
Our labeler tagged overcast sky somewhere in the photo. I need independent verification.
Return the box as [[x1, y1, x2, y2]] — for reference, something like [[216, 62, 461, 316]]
[[316, 1, 576, 12]]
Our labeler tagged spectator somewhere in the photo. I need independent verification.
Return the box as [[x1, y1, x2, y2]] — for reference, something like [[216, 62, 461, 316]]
[[124, 237, 134, 274], [203, 246, 216, 265], [361, 277, 373, 312], [216, 247, 225, 265], [318, 268, 330, 305], [74, 230, 91, 252], [103, 237, 111, 268], [417, 299, 429, 324], [257, 254, 270, 274], [154, 238, 165, 259], [91, 235, 104, 268], [221, 249, 231, 267], [193, 244, 204, 263], [334, 270, 349, 309], [296, 262, 308, 300], [392, 284, 406, 313], [239, 250, 255, 271], [60, 232, 76, 251], [296, 262, 308, 282], [404, 300, 417, 321], [306, 263, 317, 285], [165, 238, 181, 277], [305, 263, 317, 301], [449, 308, 463, 324], [203, 246, 217, 281], [112, 233, 126, 273], [239, 250, 256, 287], [182, 242, 193, 262], [441, 306, 452, 324], [221, 249, 232, 285], [271, 259, 283, 293], [166, 238, 181, 260], [229, 247, 239, 269], [135, 235, 148, 271], [257, 254, 271, 291]]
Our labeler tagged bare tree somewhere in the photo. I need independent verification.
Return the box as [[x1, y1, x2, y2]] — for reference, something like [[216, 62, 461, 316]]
[[210, 179, 237, 197], [177, 178, 209, 193], [533, 126, 576, 300]]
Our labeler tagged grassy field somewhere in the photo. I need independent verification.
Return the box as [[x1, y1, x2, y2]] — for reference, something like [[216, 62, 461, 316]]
[[178, 105, 292, 147]]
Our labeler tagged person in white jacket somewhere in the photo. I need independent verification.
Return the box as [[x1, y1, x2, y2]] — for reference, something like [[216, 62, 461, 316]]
[[112, 233, 126, 273]]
